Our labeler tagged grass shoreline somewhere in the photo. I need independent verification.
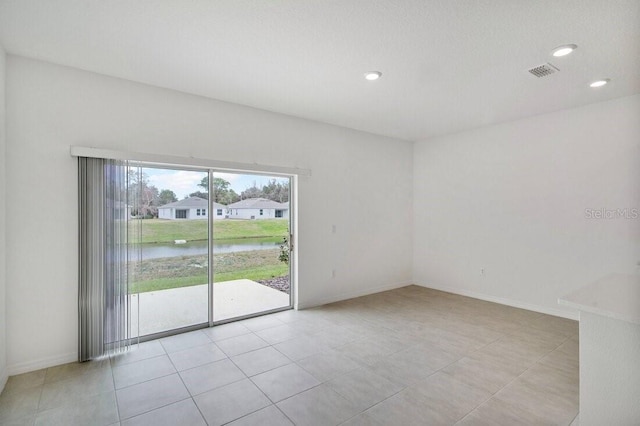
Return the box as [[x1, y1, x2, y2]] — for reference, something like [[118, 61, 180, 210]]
[[130, 248, 288, 293], [139, 235, 286, 245], [129, 218, 288, 244]]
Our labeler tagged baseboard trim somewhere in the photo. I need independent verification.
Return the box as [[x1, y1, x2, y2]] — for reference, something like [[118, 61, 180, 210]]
[[7, 352, 77, 376], [415, 282, 579, 321], [297, 280, 413, 310]]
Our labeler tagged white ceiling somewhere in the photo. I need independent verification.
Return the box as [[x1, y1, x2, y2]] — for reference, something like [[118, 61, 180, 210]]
[[0, 0, 639, 141]]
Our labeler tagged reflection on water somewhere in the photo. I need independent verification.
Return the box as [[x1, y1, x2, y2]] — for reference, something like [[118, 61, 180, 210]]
[[135, 237, 283, 260]]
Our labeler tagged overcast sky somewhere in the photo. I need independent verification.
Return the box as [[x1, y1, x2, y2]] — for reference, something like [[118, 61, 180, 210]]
[[144, 167, 288, 199]]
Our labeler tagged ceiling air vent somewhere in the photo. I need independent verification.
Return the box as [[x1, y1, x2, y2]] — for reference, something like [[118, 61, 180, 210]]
[[528, 63, 559, 78]]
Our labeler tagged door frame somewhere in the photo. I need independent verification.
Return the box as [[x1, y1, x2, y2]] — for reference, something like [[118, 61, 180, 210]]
[[128, 162, 297, 342]]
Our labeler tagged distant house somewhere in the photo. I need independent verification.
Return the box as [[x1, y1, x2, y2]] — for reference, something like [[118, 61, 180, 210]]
[[157, 196, 226, 220], [226, 198, 288, 220]]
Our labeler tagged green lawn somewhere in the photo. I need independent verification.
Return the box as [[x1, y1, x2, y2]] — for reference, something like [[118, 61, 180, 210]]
[[129, 249, 288, 293], [129, 218, 288, 243], [129, 266, 288, 293]]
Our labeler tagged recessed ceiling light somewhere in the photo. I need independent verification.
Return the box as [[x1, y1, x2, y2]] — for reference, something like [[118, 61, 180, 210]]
[[551, 44, 577, 57], [364, 71, 382, 81], [590, 79, 610, 88]]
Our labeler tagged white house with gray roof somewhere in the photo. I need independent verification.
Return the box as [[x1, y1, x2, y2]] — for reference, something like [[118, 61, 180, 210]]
[[226, 198, 288, 220], [158, 196, 226, 220]]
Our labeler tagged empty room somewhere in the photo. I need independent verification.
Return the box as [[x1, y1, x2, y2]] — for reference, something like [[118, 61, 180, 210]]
[[0, 1, 638, 425]]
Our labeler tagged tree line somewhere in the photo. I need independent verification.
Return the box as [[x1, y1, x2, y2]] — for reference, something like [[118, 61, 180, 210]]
[[190, 176, 289, 204], [127, 171, 289, 218]]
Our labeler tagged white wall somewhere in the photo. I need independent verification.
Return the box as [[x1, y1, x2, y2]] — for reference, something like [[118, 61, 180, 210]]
[[158, 208, 171, 220], [5, 56, 413, 374], [413, 95, 640, 318], [188, 208, 207, 220], [229, 208, 278, 220], [579, 312, 640, 425], [0, 44, 7, 391]]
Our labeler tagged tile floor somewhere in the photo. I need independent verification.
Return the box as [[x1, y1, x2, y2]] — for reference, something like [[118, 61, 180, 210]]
[[0, 285, 580, 425]]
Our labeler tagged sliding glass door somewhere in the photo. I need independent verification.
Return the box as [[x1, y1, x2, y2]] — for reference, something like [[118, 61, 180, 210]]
[[127, 165, 293, 338], [212, 172, 292, 322]]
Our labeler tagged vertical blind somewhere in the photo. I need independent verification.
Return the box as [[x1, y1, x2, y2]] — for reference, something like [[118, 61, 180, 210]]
[[78, 157, 138, 361]]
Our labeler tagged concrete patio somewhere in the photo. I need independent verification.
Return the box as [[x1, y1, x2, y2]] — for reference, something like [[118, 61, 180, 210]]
[[130, 279, 290, 336]]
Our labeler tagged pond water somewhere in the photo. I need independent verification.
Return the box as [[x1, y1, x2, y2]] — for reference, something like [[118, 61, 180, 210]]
[[137, 237, 283, 260]]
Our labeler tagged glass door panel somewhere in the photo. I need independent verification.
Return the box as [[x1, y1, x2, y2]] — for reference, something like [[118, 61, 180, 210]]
[[129, 166, 209, 336], [212, 172, 292, 322]]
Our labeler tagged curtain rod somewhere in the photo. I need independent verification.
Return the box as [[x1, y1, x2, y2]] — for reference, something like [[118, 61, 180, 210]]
[[70, 146, 312, 177]]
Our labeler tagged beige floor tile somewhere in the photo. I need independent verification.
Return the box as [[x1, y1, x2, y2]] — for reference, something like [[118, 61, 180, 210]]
[[159, 331, 211, 353], [231, 346, 291, 377], [2, 415, 37, 425], [286, 317, 333, 335], [226, 405, 293, 426], [310, 327, 364, 349], [44, 359, 111, 384], [507, 325, 568, 349], [274, 335, 328, 360], [0, 386, 42, 423], [1, 286, 581, 426], [120, 398, 206, 426], [456, 395, 550, 425], [110, 341, 166, 367], [115, 374, 189, 420], [537, 348, 579, 378], [339, 412, 381, 426], [404, 343, 461, 371], [296, 350, 364, 382], [268, 309, 302, 323], [179, 358, 245, 396], [112, 355, 176, 389], [254, 324, 303, 345], [339, 322, 390, 340], [367, 354, 434, 387], [34, 391, 118, 426], [251, 363, 320, 402], [518, 363, 578, 403], [442, 355, 522, 394], [2, 370, 46, 395], [39, 368, 114, 410], [215, 333, 269, 357], [446, 320, 505, 345], [528, 315, 578, 337], [494, 377, 578, 425], [374, 333, 413, 354], [363, 387, 455, 425], [202, 322, 251, 342], [556, 337, 579, 356], [193, 379, 271, 426], [470, 336, 552, 370], [276, 384, 360, 426], [417, 328, 487, 357], [167, 342, 227, 371], [327, 367, 404, 411], [335, 338, 398, 366], [411, 371, 492, 422], [239, 315, 285, 332]]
